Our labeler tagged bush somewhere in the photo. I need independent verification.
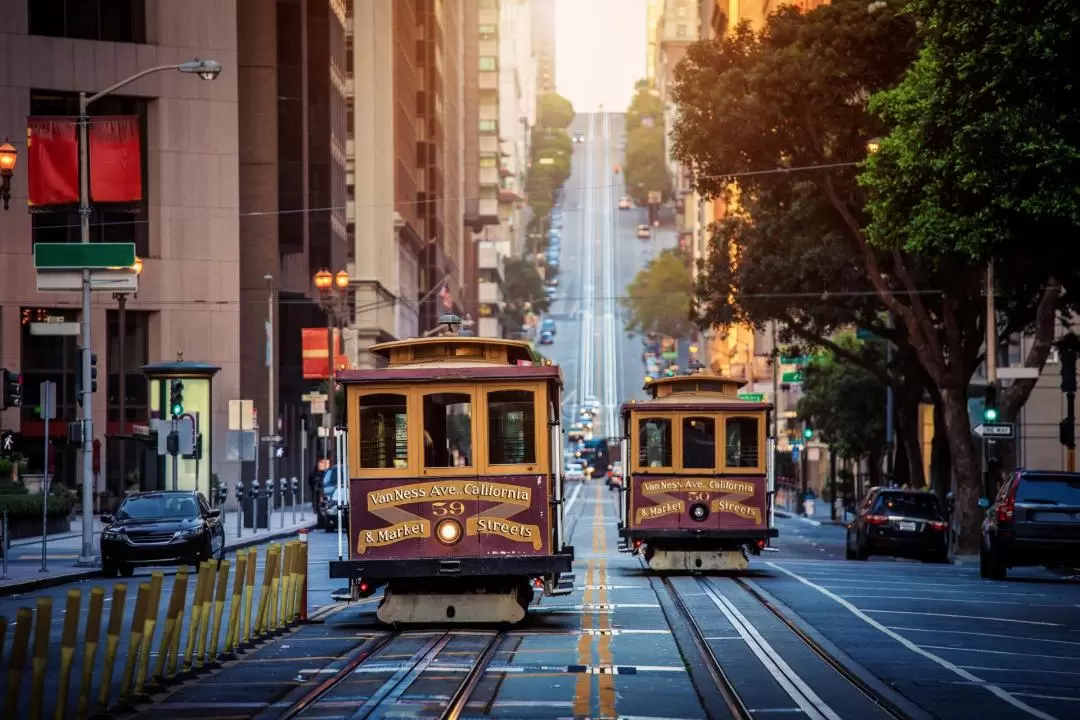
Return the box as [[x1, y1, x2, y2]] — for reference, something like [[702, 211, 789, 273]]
[[0, 493, 74, 520], [0, 479, 28, 495]]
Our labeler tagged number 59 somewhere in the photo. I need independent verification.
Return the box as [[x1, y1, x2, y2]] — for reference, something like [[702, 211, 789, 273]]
[[432, 501, 465, 516]]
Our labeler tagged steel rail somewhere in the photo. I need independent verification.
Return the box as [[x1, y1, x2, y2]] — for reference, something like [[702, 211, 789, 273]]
[[440, 631, 505, 720]]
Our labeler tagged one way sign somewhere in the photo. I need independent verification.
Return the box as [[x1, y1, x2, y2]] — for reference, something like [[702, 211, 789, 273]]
[[973, 422, 1015, 439]]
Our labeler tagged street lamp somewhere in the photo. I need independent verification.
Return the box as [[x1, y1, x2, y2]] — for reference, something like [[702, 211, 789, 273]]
[[314, 268, 350, 461], [112, 256, 143, 497], [75, 58, 223, 567], [866, 137, 882, 154], [0, 139, 17, 210]]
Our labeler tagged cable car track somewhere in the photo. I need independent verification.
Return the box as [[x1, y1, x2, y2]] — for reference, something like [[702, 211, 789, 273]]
[[275, 630, 505, 719]]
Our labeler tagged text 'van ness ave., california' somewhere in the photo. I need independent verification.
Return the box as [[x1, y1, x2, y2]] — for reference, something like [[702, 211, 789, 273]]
[[367, 481, 532, 510]]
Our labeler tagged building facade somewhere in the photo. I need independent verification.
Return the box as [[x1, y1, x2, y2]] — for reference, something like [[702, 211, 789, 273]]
[[531, 0, 556, 94], [0, 0, 241, 497]]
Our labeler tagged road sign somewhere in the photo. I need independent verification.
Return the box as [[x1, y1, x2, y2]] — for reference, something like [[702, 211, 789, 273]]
[[261, 434, 283, 443], [738, 393, 765, 402], [973, 422, 1014, 439], [154, 417, 195, 456], [780, 355, 809, 366], [781, 371, 803, 383], [301, 392, 328, 403], [34, 242, 136, 270], [225, 430, 257, 462], [309, 400, 326, 415], [29, 322, 80, 336], [39, 381, 56, 421], [228, 399, 255, 431], [35, 269, 139, 293]]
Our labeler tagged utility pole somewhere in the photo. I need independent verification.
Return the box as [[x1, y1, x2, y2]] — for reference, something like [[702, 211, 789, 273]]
[[885, 312, 895, 483], [1060, 336, 1077, 471], [984, 260, 998, 499], [266, 273, 277, 516]]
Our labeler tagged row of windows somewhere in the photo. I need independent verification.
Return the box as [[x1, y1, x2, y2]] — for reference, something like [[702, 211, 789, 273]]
[[479, 57, 497, 72], [637, 416, 760, 471], [358, 389, 537, 470], [29, 0, 146, 44], [479, 120, 498, 133]]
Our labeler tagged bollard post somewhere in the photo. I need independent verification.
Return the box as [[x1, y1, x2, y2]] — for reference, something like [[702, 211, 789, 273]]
[[4, 607, 34, 718], [195, 562, 218, 667], [241, 547, 257, 647], [223, 552, 246, 658], [208, 559, 231, 663], [291, 477, 298, 525], [156, 568, 188, 684], [134, 571, 164, 698], [117, 582, 150, 708], [254, 545, 277, 636], [288, 542, 299, 624], [96, 584, 128, 711], [28, 595, 54, 720], [54, 589, 82, 719], [291, 541, 302, 624], [183, 563, 211, 673], [76, 587, 105, 719], [283, 542, 296, 624], [270, 545, 282, 632], [298, 528, 309, 621]]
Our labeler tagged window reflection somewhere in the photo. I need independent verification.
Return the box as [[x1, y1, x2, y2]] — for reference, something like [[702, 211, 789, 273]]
[[638, 418, 672, 467], [725, 417, 760, 468], [359, 394, 409, 469], [682, 417, 716, 469], [423, 392, 472, 468], [488, 390, 536, 464]]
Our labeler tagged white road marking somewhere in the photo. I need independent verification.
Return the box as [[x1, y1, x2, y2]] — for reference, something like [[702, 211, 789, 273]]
[[864, 610, 1059, 626], [961, 665, 1080, 677], [1013, 694, 1080, 703], [921, 645, 1080, 662], [887, 626, 1080, 646], [563, 481, 583, 516], [768, 561, 1060, 720], [700, 581, 842, 720], [840, 594, 1054, 606]]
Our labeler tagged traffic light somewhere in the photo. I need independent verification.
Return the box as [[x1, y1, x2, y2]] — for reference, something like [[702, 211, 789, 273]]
[[1, 369, 22, 410], [983, 384, 999, 422], [169, 379, 185, 418], [803, 426, 814, 441], [1061, 345, 1077, 394], [74, 348, 98, 405]]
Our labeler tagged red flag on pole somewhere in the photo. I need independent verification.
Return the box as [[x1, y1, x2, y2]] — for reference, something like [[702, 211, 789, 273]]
[[89, 116, 143, 203], [26, 117, 79, 206]]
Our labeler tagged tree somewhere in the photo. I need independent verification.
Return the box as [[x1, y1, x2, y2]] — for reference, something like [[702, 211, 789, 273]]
[[858, 0, 1080, 548], [797, 334, 887, 475], [502, 256, 550, 321], [671, 0, 1075, 551], [621, 249, 695, 338], [537, 92, 575, 130], [624, 126, 671, 205], [626, 85, 664, 134], [532, 127, 572, 159]]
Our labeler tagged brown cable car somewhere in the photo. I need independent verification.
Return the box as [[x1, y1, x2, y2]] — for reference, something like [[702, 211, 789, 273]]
[[617, 373, 778, 572], [328, 316, 574, 624]]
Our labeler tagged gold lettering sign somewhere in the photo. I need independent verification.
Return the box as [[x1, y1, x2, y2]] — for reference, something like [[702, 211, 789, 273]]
[[636, 477, 761, 525], [357, 519, 431, 554], [358, 480, 537, 554], [467, 516, 542, 550], [711, 499, 762, 525], [635, 501, 684, 524]]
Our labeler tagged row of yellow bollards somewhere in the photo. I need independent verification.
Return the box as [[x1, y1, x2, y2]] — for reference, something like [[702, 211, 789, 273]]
[[1, 537, 309, 719]]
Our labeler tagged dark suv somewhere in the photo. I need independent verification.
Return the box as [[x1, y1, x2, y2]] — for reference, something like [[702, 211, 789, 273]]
[[980, 470, 1080, 579], [846, 487, 949, 563]]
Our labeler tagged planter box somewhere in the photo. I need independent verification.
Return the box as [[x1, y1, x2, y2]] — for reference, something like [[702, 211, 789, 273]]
[[1, 513, 72, 554]]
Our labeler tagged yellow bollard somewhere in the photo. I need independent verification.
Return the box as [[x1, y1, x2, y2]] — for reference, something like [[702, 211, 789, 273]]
[[153, 568, 187, 685], [241, 547, 257, 646], [287, 542, 298, 624], [224, 552, 247, 655], [208, 559, 231, 662], [135, 571, 164, 697], [54, 589, 82, 720], [282, 543, 295, 624], [117, 582, 150, 706], [183, 562, 211, 672], [269, 546, 282, 632], [252, 546, 274, 637], [258, 545, 280, 635], [96, 584, 128, 710], [4, 607, 34, 718], [166, 570, 189, 679], [28, 595, 54, 720], [195, 561, 218, 667], [75, 587, 105, 720], [294, 539, 308, 622]]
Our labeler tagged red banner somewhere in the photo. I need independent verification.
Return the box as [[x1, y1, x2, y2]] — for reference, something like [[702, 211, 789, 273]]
[[26, 117, 79, 206], [302, 328, 350, 379], [89, 115, 143, 203]]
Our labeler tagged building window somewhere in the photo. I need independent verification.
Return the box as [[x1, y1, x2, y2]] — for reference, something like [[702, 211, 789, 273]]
[[423, 392, 473, 468], [638, 418, 673, 468], [487, 390, 536, 465], [725, 417, 760, 468], [29, 0, 147, 43], [105, 309, 150, 423], [479, 57, 497, 72], [478, 24, 497, 37], [29, 91, 150, 257], [345, 36, 353, 75], [479, 120, 497, 134], [479, 154, 498, 168], [346, 97, 354, 135], [359, 394, 409, 469], [676, 23, 687, 38]]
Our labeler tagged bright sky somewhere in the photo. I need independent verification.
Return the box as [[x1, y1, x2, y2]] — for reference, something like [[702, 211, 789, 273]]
[[555, 0, 648, 112]]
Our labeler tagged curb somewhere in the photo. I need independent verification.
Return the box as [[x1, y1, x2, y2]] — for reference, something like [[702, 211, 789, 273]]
[[0, 521, 316, 598]]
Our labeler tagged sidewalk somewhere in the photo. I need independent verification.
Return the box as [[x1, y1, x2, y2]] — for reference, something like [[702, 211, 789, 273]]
[[0, 506, 316, 596], [775, 502, 852, 526]]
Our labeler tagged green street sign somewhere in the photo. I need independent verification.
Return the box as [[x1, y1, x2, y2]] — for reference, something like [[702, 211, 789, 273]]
[[782, 371, 803, 383], [661, 351, 678, 361], [780, 355, 809, 365], [738, 393, 765, 402], [34, 243, 136, 270]]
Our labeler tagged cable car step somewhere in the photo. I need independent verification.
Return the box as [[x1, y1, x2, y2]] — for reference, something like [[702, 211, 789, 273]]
[[550, 571, 575, 596]]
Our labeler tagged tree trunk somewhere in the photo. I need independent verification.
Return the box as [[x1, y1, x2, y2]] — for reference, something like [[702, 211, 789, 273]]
[[939, 386, 982, 554], [931, 401, 952, 502], [893, 429, 910, 486], [867, 451, 882, 487], [897, 403, 926, 489]]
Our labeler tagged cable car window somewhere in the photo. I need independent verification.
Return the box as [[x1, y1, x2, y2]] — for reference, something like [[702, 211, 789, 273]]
[[423, 392, 473, 468], [726, 417, 760, 468], [359, 394, 409, 469], [682, 417, 716, 469], [638, 418, 672, 467], [487, 390, 536, 465]]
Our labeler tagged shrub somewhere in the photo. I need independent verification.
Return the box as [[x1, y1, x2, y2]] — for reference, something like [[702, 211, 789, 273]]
[[0, 493, 74, 520]]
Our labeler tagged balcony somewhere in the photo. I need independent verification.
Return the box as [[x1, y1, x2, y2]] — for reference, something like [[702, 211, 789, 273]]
[[478, 279, 502, 305], [480, 166, 500, 187], [478, 8, 498, 26], [478, 195, 499, 222], [479, 71, 498, 91], [479, 102, 498, 121], [479, 135, 500, 153], [477, 242, 504, 279]]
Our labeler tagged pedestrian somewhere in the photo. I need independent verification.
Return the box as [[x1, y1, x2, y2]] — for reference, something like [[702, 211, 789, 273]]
[[308, 458, 326, 515]]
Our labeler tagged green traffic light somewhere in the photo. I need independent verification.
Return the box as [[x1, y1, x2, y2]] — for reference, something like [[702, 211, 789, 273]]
[[803, 427, 813, 439], [984, 407, 999, 422], [172, 403, 183, 416]]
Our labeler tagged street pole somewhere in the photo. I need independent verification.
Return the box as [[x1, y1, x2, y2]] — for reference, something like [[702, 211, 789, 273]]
[[77, 92, 95, 566], [41, 381, 52, 572], [885, 312, 895, 484], [115, 292, 127, 494], [326, 304, 335, 463], [985, 260, 997, 498], [266, 274, 276, 523], [171, 417, 179, 491], [300, 415, 307, 521]]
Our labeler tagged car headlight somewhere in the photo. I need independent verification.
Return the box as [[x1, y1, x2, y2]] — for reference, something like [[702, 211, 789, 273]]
[[175, 526, 202, 538], [103, 529, 123, 540]]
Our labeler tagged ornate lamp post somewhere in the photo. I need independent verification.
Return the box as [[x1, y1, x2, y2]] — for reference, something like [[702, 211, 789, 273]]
[[313, 268, 350, 461], [0, 139, 17, 210], [113, 256, 143, 495]]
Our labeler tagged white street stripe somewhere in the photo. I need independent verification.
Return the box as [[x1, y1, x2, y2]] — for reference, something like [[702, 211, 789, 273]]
[[864, 610, 1059, 626]]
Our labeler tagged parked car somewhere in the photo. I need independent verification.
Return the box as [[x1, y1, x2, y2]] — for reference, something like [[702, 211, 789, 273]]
[[636, 224, 651, 239], [322, 482, 350, 534], [573, 132, 585, 144], [317, 465, 347, 530], [846, 488, 949, 563], [565, 462, 586, 482], [980, 469, 1080, 579], [541, 318, 556, 335], [607, 461, 624, 490], [100, 491, 225, 577], [618, 196, 632, 210], [539, 330, 555, 345]]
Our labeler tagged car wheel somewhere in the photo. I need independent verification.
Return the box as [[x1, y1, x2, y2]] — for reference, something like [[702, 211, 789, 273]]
[[102, 559, 119, 579], [217, 532, 227, 560], [980, 539, 1006, 579], [119, 564, 135, 578], [855, 537, 869, 561], [845, 531, 857, 560]]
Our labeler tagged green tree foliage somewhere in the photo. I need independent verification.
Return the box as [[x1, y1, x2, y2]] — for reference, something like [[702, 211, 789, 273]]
[[537, 92, 575, 130], [532, 127, 572, 159], [797, 334, 887, 465], [623, 85, 671, 205], [621, 249, 694, 338], [501, 256, 550, 335]]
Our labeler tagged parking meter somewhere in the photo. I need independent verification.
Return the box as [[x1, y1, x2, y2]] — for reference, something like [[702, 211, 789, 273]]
[[290, 477, 299, 501], [250, 478, 260, 500], [217, 482, 229, 506], [235, 480, 244, 535]]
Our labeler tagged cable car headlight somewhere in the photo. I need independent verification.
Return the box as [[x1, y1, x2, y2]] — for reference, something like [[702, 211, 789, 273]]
[[435, 518, 463, 545], [689, 503, 709, 522]]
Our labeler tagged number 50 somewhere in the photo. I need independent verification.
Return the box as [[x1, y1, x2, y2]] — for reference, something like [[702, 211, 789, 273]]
[[688, 492, 711, 502]]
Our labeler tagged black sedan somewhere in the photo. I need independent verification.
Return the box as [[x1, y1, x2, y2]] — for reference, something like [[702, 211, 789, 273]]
[[846, 487, 949, 563], [100, 491, 226, 577]]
